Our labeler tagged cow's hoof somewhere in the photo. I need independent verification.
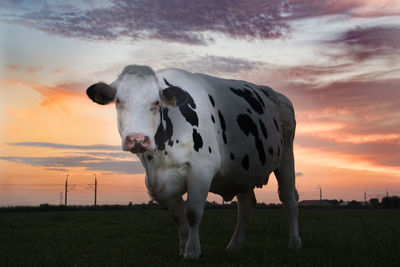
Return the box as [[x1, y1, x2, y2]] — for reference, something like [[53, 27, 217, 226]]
[[183, 251, 201, 259], [225, 242, 242, 251], [288, 237, 302, 249]]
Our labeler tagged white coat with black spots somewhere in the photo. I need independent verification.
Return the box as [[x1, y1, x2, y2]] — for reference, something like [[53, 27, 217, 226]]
[[86, 65, 301, 259]]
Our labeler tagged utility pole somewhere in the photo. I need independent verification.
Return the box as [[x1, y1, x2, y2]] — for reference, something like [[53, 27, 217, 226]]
[[364, 191, 367, 206], [89, 174, 98, 206], [65, 175, 69, 206], [94, 174, 97, 206], [59, 192, 63, 205], [318, 186, 322, 202]]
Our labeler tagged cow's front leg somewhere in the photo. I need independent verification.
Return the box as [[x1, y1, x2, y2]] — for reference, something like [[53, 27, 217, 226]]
[[184, 171, 212, 259], [169, 197, 189, 256]]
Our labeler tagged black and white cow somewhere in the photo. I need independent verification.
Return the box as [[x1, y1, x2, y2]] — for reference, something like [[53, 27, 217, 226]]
[[87, 65, 301, 258]]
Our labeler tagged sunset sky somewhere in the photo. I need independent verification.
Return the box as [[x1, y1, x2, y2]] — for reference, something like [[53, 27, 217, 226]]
[[1, 0, 399, 206]]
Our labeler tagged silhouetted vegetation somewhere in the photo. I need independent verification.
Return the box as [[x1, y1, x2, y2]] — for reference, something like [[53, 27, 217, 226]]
[[369, 198, 380, 208], [381, 196, 400, 209]]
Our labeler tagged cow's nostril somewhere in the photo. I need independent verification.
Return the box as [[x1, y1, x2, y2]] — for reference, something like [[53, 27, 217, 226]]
[[143, 136, 150, 145]]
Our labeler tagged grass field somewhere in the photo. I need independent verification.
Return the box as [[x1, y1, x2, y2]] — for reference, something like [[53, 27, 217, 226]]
[[1, 208, 399, 266]]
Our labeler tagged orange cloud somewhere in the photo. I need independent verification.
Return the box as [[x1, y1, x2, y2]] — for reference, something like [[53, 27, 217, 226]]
[[25, 66, 43, 73], [3, 64, 43, 73], [5, 64, 19, 71], [53, 68, 67, 75], [295, 145, 400, 178], [28, 82, 86, 116]]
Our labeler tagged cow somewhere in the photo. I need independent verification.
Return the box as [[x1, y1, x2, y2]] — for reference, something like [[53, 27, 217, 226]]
[[86, 65, 301, 258]]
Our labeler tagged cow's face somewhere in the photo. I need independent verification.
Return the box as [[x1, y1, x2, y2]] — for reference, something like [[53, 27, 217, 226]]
[[86, 66, 187, 153]]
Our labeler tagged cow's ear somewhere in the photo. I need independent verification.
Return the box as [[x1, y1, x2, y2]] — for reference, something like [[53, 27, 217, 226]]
[[86, 82, 116, 105], [160, 86, 187, 107]]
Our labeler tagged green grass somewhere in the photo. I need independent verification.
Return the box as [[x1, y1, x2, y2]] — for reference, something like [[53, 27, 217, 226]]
[[1, 208, 399, 266]]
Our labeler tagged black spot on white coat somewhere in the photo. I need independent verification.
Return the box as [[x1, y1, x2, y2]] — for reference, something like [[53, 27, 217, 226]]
[[179, 93, 198, 126], [260, 88, 270, 98], [218, 110, 228, 144], [273, 118, 279, 132], [259, 119, 268, 139], [236, 114, 266, 165], [268, 147, 274, 155], [168, 139, 174, 147], [208, 94, 215, 107], [241, 154, 249, 170], [244, 84, 265, 108], [230, 87, 264, 114], [192, 129, 203, 152], [154, 107, 173, 151]]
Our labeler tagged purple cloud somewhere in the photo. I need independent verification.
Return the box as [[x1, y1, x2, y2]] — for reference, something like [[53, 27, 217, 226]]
[[2, 1, 399, 45], [2, 142, 144, 174], [3, 0, 290, 44], [8, 142, 120, 151], [327, 26, 400, 61], [0, 155, 144, 174]]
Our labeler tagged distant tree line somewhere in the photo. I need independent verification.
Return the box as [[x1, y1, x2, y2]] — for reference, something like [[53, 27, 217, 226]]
[[1, 196, 399, 212], [379, 196, 400, 209]]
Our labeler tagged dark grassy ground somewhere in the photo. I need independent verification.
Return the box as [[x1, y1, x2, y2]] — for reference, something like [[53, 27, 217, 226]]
[[0, 208, 399, 266]]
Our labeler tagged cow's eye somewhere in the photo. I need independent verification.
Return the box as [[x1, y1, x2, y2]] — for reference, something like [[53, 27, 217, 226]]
[[116, 99, 123, 108]]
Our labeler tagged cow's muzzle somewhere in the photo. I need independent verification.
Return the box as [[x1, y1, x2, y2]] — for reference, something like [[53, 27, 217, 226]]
[[123, 133, 150, 153]]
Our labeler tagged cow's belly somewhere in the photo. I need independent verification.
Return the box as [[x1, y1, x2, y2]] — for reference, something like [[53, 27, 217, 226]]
[[210, 153, 281, 201], [209, 125, 283, 201]]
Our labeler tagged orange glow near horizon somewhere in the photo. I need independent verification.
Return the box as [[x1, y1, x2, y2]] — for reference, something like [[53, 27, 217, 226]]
[[1, 74, 399, 206]]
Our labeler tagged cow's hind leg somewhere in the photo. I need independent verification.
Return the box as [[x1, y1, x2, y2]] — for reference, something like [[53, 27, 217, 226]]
[[226, 189, 256, 250], [169, 197, 189, 256], [274, 146, 301, 249]]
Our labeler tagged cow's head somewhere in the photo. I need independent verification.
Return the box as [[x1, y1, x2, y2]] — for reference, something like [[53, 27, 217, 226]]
[[86, 65, 187, 153]]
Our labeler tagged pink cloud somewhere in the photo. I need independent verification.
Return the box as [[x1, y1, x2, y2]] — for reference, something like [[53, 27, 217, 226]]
[[285, 0, 400, 19]]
